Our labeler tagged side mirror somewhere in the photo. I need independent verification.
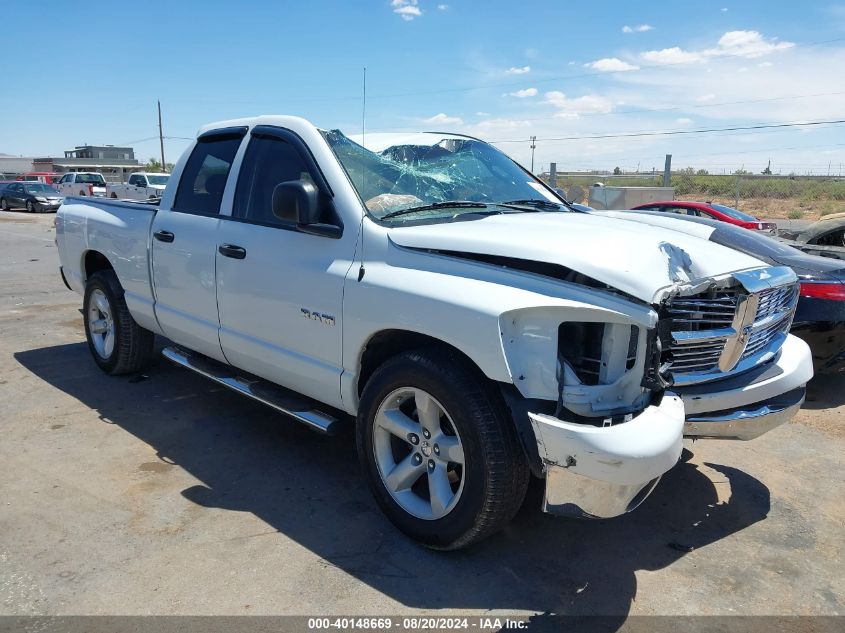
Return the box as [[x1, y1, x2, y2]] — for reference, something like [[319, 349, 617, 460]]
[[272, 180, 320, 225]]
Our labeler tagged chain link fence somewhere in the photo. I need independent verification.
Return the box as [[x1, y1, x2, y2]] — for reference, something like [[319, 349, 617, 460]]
[[541, 171, 845, 220]]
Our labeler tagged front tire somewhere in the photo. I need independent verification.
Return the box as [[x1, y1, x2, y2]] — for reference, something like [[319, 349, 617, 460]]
[[26, 201, 34, 213], [357, 349, 529, 550], [83, 270, 155, 375]]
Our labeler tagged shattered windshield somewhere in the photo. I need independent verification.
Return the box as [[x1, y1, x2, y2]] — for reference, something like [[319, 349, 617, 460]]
[[321, 130, 566, 222]]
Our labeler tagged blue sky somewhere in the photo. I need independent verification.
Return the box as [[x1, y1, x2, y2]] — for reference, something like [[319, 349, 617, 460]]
[[2, 0, 845, 174]]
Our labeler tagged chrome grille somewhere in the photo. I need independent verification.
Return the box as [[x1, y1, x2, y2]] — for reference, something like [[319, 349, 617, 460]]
[[668, 337, 728, 372], [754, 285, 797, 324], [740, 285, 797, 360], [666, 290, 738, 331], [665, 279, 798, 381]]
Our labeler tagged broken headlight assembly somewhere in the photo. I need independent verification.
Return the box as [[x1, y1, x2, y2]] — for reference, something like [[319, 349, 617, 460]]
[[500, 304, 669, 423]]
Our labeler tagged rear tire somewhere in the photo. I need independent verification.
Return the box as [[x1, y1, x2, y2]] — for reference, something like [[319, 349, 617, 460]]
[[83, 270, 155, 375], [0, 198, 9, 211], [357, 348, 529, 550]]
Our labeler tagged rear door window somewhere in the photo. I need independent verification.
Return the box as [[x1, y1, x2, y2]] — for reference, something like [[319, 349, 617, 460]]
[[173, 135, 243, 215]]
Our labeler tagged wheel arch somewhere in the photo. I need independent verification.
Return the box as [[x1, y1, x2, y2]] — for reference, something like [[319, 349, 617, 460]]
[[81, 249, 115, 284], [355, 328, 543, 477], [356, 329, 491, 399]]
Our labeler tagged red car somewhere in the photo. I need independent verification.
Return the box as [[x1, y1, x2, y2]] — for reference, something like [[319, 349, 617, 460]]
[[631, 201, 777, 233]]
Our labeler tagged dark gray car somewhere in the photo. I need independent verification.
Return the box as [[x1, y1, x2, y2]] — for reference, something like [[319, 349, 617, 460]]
[[0, 182, 64, 212]]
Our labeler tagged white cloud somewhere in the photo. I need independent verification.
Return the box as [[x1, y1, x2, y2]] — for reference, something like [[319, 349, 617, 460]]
[[721, 7, 728, 11], [543, 91, 614, 117], [640, 30, 794, 65], [475, 111, 490, 116], [641, 46, 706, 65], [423, 113, 463, 125], [709, 30, 794, 58], [392, 0, 421, 21], [505, 65, 531, 75], [696, 93, 716, 102], [437, 3, 449, 9], [585, 57, 640, 72], [758, 61, 773, 67], [676, 117, 693, 125], [505, 88, 538, 98], [622, 24, 654, 33]]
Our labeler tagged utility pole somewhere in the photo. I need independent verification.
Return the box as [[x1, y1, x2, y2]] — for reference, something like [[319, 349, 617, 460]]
[[157, 100, 166, 172], [663, 154, 672, 187], [530, 136, 537, 173]]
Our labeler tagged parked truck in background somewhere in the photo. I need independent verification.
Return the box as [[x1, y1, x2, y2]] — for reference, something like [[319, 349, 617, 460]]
[[55, 116, 814, 549], [106, 172, 170, 200], [55, 172, 107, 197]]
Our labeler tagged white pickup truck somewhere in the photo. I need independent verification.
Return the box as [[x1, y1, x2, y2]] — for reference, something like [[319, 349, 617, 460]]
[[106, 172, 170, 200], [56, 116, 813, 549], [55, 172, 107, 197]]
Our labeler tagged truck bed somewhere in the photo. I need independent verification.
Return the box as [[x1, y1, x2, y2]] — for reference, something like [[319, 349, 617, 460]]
[[57, 196, 160, 333]]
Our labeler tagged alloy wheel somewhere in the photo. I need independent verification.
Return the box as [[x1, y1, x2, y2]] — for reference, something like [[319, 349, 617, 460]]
[[372, 387, 466, 520]]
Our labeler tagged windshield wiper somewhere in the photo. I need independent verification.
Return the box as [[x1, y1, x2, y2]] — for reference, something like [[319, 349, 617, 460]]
[[500, 199, 568, 210], [380, 200, 488, 220]]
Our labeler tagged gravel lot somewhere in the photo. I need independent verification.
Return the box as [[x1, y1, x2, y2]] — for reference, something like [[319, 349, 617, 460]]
[[0, 211, 842, 620]]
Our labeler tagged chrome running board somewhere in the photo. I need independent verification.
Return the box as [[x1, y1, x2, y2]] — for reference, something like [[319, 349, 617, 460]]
[[161, 345, 340, 435]]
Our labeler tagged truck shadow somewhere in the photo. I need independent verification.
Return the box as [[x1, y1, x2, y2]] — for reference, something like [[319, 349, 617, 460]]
[[15, 342, 771, 627], [803, 372, 845, 410]]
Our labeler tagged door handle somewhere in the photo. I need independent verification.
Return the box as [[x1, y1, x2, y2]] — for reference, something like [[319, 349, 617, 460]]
[[218, 244, 247, 259], [153, 230, 175, 243]]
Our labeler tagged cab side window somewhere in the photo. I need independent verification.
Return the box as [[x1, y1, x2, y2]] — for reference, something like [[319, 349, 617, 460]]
[[233, 135, 320, 227], [173, 135, 243, 215]]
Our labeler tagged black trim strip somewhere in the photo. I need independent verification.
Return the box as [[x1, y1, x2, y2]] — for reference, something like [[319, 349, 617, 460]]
[[219, 214, 342, 239], [197, 126, 248, 142]]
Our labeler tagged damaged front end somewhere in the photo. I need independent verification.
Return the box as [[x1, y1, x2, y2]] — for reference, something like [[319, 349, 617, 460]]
[[500, 298, 683, 519], [501, 264, 801, 519]]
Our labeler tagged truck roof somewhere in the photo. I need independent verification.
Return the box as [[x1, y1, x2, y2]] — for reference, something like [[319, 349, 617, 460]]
[[195, 115, 481, 151]]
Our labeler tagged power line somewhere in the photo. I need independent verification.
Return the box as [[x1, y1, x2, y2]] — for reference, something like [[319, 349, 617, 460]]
[[362, 90, 845, 133], [488, 118, 845, 144]]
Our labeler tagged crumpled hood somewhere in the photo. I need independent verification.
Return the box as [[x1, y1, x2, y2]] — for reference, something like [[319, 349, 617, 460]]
[[388, 212, 765, 303]]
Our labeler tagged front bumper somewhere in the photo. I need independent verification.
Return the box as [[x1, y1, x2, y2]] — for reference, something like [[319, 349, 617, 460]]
[[34, 202, 61, 212], [674, 334, 813, 440], [683, 387, 804, 440], [530, 395, 684, 519]]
